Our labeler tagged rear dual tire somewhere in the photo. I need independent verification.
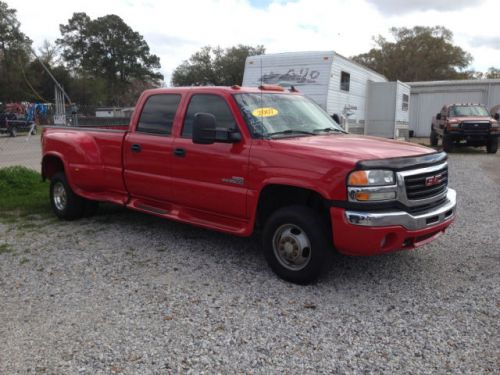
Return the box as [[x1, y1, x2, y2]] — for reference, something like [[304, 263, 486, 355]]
[[50, 172, 98, 220]]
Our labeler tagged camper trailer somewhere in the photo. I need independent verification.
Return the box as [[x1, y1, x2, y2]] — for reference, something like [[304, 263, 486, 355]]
[[242, 51, 410, 139]]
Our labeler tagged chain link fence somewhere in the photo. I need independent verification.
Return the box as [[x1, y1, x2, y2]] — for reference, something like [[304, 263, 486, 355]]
[[0, 103, 133, 171]]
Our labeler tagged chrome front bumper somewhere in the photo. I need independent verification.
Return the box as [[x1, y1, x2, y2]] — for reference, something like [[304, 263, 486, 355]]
[[345, 189, 456, 231]]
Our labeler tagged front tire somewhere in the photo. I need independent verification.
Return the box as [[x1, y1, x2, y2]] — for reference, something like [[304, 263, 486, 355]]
[[486, 137, 498, 154], [50, 172, 85, 220], [263, 206, 331, 284], [430, 128, 438, 146], [442, 133, 454, 153]]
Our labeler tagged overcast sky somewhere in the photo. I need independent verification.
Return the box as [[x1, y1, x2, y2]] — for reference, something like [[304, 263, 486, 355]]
[[7, 0, 500, 84]]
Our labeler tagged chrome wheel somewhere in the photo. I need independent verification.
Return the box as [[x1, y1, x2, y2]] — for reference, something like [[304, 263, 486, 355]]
[[272, 224, 312, 271], [53, 181, 67, 211]]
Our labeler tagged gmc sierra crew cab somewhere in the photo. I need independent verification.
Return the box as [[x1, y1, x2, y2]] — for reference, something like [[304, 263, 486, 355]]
[[430, 103, 499, 153], [42, 85, 457, 284]]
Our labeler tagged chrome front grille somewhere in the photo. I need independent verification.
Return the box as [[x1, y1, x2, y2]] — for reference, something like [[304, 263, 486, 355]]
[[404, 165, 448, 200], [396, 162, 449, 208]]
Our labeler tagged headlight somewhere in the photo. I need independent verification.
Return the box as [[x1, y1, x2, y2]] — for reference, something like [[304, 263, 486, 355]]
[[348, 170, 395, 186], [347, 169, 397, 202]]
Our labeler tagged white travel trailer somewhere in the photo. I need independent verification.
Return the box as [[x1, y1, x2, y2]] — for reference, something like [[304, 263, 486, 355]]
[[242, 51, 411, 139]]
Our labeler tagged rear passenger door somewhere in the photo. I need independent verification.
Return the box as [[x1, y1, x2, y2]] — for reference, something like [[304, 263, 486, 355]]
[[123, 94, 181, 204], [170, 94, 250, 219]]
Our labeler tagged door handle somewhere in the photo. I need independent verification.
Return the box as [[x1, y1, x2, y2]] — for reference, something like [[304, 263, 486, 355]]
[[173, 148, 186, 157], [131, 144, 141, 153]]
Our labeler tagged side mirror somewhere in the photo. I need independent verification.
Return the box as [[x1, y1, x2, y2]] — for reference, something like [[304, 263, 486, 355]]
[[331, 114, 340, 125], [192, 112, 241, 145], [193, 113, 216, 144], [495, 113, 499, 121], [436, 113, 442, 120]]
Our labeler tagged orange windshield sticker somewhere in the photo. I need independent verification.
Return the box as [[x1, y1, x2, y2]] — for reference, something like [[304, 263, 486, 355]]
[[252, 107, 279, 117]]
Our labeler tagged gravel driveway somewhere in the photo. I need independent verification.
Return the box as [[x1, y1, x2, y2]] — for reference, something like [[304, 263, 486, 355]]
[[0, 151, 498, 374]]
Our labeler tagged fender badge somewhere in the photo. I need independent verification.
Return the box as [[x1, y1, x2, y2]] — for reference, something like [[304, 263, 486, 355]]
[[222, 176, 245, 185]]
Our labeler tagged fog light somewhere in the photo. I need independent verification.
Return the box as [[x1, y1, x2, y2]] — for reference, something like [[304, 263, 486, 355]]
[[381, 233, 397, 249]]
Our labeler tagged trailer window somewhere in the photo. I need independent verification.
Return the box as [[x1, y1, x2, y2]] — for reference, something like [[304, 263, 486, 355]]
[[137, 94, 181, 135], [340, 71, 350, 92], [402, 94, 409, 111]]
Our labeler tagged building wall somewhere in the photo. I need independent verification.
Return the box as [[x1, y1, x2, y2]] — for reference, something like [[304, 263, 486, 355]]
[[487, 84, 500, 108]]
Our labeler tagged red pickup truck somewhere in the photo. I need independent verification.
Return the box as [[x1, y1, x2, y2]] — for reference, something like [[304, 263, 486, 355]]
[[430, 103, 499, 153], [42, 86, 456, 284]]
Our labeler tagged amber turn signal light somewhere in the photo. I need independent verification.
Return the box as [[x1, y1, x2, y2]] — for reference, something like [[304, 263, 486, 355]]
[[348, 171, 369, 186]]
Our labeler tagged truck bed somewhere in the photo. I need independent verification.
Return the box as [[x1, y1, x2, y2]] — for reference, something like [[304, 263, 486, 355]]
[[42, 126, 129, 204]]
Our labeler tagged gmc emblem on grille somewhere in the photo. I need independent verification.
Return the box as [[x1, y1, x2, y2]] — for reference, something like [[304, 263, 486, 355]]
[[425, 173, 443, 187]]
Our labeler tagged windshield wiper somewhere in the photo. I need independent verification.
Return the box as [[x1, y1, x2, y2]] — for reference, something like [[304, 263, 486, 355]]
[[313, 127, 347, 134], [266, 129, 316, 138]]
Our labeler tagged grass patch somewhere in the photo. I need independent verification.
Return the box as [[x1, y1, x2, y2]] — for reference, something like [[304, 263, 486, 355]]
[[0, 243, 12, 254], [0, 166, 50, 219]]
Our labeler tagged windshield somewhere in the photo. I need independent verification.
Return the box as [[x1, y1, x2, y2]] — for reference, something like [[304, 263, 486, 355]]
[[448, 105, 490, 117], [233, 93, 345, 138]]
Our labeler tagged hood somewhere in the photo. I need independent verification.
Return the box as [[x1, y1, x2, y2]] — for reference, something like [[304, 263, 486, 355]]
[[271, 134, 435, 163], [450, 116, 494, 122]]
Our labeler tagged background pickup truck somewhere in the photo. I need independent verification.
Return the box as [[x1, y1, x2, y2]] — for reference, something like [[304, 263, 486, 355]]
[[430, 103, 499, 153], [42, 85, 457, 284], [0, 113, 36, 137]]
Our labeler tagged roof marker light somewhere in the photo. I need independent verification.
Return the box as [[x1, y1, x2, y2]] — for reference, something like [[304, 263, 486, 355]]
[[258, 84, 285, 92]]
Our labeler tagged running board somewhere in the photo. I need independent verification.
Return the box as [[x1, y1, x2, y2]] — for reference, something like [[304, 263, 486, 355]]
[[136, 203, 170, 215], [126, 198, 251, 236]]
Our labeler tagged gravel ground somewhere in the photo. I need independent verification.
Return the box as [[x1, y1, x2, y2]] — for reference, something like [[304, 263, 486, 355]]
[[0, 150, 499, 374]]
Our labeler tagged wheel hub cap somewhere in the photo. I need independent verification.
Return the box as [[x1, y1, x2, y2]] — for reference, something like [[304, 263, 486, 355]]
[[53, 182, 67, 211], [273, 224, 312, 271]]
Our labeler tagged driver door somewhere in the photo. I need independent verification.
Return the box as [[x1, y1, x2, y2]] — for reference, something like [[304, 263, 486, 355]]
[[170, 94, 250, 219]]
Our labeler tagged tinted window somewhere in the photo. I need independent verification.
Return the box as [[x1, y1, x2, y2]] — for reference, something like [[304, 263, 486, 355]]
[[182, 94, 237, 138], [340, 71, 350, 92], [137, 94, 181, 135]]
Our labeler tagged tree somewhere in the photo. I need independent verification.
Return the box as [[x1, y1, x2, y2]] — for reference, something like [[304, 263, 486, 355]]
[[171, 44, 265, 86], [37, 39, 61, 66], [0, 1, 32, 102], [352, 26, 472, 82], [57, 13, 163, 105], [485, 67, 500, 79]]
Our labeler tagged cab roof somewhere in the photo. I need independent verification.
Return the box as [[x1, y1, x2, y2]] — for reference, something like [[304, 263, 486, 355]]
[[142, 85, 300, 96], [446, 103, 485, 108]]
